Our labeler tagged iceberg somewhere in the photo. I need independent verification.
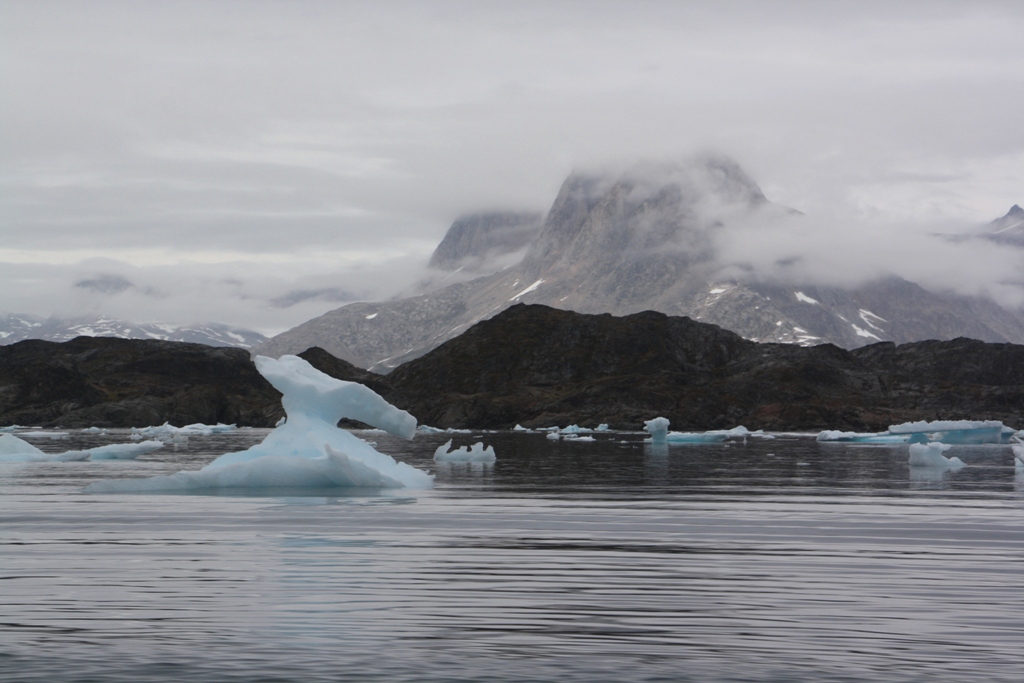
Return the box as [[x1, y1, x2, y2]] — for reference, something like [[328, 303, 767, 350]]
[[888, 420, 1004, 445], [816, 430, 910, 444], [433, 439, 496, 463], [644, 418, 751, 444], [85, 355, 432, 493], [560, 425, 593, 434], [908, 442, 966, 469], [131, 422, 237, 440], [0, 433, 163, 463]]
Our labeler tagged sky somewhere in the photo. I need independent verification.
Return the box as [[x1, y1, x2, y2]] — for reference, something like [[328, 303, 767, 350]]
[[2, 0, 1023, 334]]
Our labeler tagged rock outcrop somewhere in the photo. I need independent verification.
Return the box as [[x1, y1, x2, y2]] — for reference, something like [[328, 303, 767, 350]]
[[378, 305, 1024, 431], [0, 337, 283, 428]]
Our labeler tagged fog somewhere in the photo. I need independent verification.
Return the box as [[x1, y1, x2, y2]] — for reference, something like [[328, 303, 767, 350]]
[[2, 1, 1022, 333]]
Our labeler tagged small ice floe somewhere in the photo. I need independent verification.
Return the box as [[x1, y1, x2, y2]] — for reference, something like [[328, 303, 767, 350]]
[[16, 431, 69, 439], [433, 439, 496, 463], [86, 355, 432, 494], [560, 425, 593, 434], [545, 432, 561, 440], [131, 422, 237, 441], [908, 442, 966, 469], [643, 417, 750, 445], [564, 435, 595, 442], [81, 426, 108, 435], [889, 420, 1004, 445], [816, 430, 910, 444], [417, 425, 472, 434], [513, 424, 530, 432], [1012, 444, 1023, 471], [0, 434, 163, 463], [595, 424, 610, 432]]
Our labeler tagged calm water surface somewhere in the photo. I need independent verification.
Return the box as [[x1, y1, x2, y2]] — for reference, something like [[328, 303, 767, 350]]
[[2, 429, 1022, 682]]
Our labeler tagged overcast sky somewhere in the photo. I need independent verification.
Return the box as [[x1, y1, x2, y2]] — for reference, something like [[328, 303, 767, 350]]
[[2, 0, 1022, 334]]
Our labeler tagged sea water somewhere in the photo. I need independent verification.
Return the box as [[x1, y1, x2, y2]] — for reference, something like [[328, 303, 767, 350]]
[[1, 429, 1022, 682]]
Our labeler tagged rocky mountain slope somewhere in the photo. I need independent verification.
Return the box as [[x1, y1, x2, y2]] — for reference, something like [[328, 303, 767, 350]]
[[375, 305, 1024, 431], [0, 337, 282, 428], [3, 305, 1022, 431], [255, 156, 1024, 371], [0, 314, 267, 348], [979, 204, 1024, 247], [427, 211, 543, 272]]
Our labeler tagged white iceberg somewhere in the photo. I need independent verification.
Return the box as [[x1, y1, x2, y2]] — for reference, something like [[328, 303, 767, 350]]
[[888, 420, 1004, 445], [908, 442, 966, 469], [595, 424, 610, 432], [131, 422, 237, 440], [644, 417, 750, 444], [85, 355, 432, 493], [433, 439, 496, 463], [545, 432, 561, 440], [0, 433, 163, 463], [816, 430, 910, 444], [85, 441, 165, 461], [560, 425, 593, 434]]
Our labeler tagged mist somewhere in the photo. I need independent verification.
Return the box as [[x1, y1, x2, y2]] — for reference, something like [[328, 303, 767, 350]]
[[2, 0, 1022, 331]]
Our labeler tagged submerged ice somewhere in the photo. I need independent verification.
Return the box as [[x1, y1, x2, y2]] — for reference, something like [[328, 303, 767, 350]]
[[85, 355, 433, 493]]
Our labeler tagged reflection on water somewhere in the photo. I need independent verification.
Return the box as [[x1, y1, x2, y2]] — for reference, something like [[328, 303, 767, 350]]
[[1, 429, 1023, 682]]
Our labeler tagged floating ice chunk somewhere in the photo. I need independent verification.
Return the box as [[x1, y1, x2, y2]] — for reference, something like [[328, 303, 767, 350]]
[[816, 430, 910, 444], [81, 426, 107, 434], [513, 424, 529, 432], [595, 424, 610, 432], [86, 441, 164, 461], [888, 420, 1004, 444], [433, 439, 496, 463], [645, 418, 751, 444], [0, 425, 25, 432], [132, 422, 237, 440], [908, 442, 965, 469], [567, 435, 595, 442], [999, 426, 1019, 444], [1, 435, 163, 463], [86, 355, 431, 493], [87, 446, 406, 493], [545, 432, 561, 440], [0, 434, 45, 461], [417, 425, 471, 434], [17, 431, 69, 439], [560, 425, 593, 434], [644, 417, 670, 444]]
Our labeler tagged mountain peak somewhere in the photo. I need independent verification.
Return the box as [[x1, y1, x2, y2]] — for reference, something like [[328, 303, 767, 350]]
[[1006, 204, 1023, 217]]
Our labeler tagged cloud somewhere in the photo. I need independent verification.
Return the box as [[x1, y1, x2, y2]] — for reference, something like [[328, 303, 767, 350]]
[[0, 1, 1021, 330], [269, 288, 357, 309], [74, 274, 135, 294]]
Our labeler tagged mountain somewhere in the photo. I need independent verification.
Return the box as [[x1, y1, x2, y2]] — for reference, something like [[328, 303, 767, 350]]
[[428, 211, 544, 272], [318, 304, 1024, 431], [979, 204, 1024, 247], [0, 314, 267, 349], [254, 156, 1024, 370], [6, 305, 1022, 431]]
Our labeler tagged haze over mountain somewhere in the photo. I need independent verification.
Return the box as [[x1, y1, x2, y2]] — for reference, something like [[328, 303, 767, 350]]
[[254, 155, 1024, 371], [0, 314, 266, 349]]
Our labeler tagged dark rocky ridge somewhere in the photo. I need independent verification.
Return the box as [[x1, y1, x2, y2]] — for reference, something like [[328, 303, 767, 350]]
[[3, 306, 1022, 432], [0, 337, 284, 428], [378, 305, 1024, 431]]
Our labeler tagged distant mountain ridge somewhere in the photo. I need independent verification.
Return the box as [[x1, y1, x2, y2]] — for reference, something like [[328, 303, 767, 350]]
[[0, 314, 267, 349], [980, 204, 1024, 246], [254, 155, 1024, 370]]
